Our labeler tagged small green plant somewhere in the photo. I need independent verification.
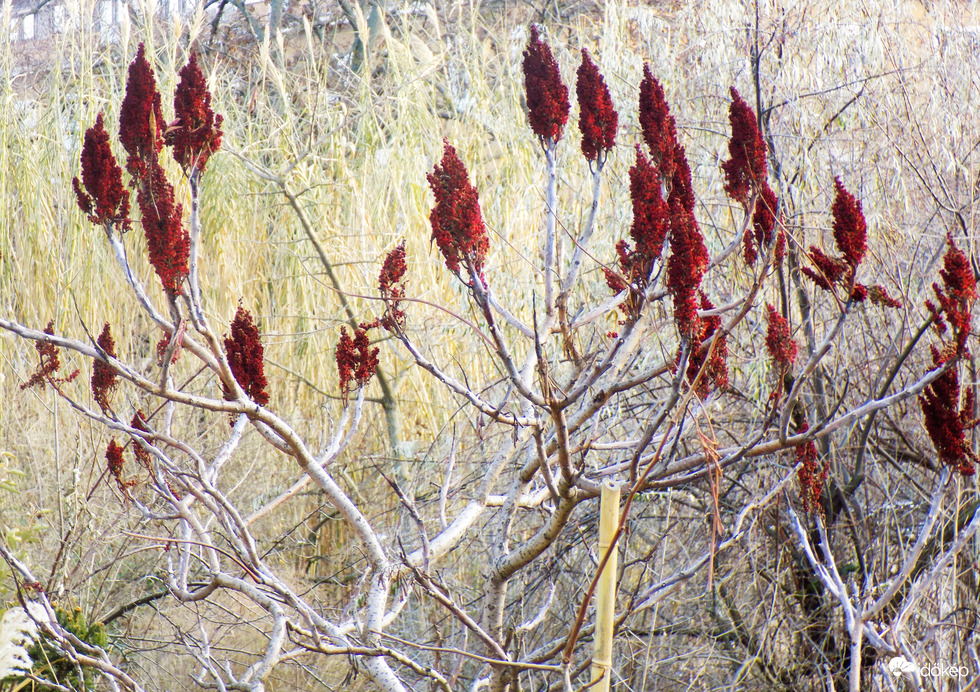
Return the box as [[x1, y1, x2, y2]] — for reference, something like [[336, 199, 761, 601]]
[[20, 606, 107, 692]]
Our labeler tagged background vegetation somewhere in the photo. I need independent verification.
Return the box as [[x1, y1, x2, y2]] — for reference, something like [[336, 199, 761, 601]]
[[0, 0, 978, 689]]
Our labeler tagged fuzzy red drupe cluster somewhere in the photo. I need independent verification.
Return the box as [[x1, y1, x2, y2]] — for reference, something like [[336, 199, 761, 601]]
[[830, 177, 867, 268], [666, 197, 710, 339], [91, 323, 118, 412], [637, 66, 696, 214], [722, 88, 768, 208], [105, 439, 136, 494], [686, 293, 729, 397], [744, 184, 779, 266], [802, 181, 861, 293], [806, 246, 846, 291], [606, 65, 709, 345], [75, 44, 224, 301], [716, 90, 789, 269], [427, 141, 489, 279], [169, 52, 224, 175], [21, 322, 79, 390], [926, 235, 977, 349], [630, 65, 710, 340], [356, 242, 407, 396], [522, 26, 570, 143], [764, 304, 797, 370], [223, 306, 270, 406], [918, 236, 978, 476], [638, 66, 677, 177], [376, 242, 407, 331], [130, 410, 153, 468], [641, 75, 695, 214], [604, 147, 670, 307], [122, 45, 190, 298], [867, 285, 902, 309], [575, 49, 617, 163], [920, 345, 977, 476], [122, 44, 188, 296], [764, 306, 815, 503], [138, 163, 190, 297], [118, 43, 165, 179], [336, 327, 379, 399], [72, 114, 131, 229], [598, 63, 720, 392], [795, 422, 826, 513], [799, 178, 902, 308], [153, 327, 177, 366], [627, 148, 669, 264]]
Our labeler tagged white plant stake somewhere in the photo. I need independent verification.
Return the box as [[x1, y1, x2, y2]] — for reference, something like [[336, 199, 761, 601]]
[[591, 480, 621, 692]]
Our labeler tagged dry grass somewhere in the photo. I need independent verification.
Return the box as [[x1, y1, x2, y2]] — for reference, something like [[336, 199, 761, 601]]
[[1, 0, 979, 689]]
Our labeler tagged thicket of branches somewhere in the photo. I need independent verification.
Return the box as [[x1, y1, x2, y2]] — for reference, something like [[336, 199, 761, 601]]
[[1, 2, 978, 691]]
